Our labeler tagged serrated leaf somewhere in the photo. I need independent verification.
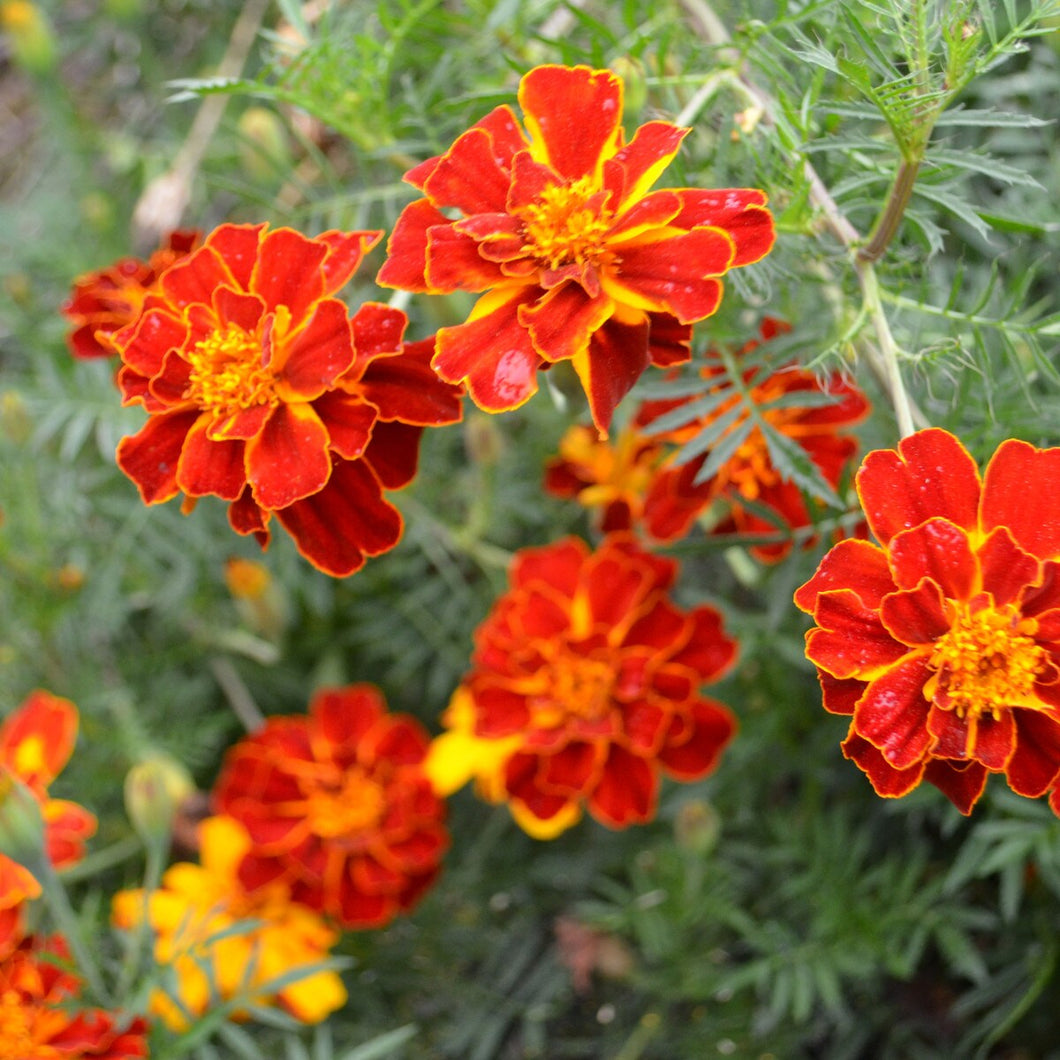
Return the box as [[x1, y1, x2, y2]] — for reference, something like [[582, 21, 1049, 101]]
[[760, 420, 843, 507]]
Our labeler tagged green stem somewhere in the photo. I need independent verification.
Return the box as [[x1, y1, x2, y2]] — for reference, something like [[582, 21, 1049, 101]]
[[856, 157, 921, 264]]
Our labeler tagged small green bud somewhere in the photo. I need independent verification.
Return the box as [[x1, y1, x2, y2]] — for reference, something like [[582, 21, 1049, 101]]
[[124, 754, 195, 841], [1, 1, 57, 74]]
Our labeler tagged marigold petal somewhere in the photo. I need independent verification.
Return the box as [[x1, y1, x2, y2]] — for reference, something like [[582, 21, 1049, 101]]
[[509, 796, 582, 839], [511, 536, 587, 596], [842, 730, 927, 798], [425, 223, 512, 291], [646, 312, 693, 367], [363, 420, 424, 490], [318, 229, 381, 293], [160, 244, 239, 311], [310, 392, 376, 460], [853, 654, 933, 769], [117, 408, 201, 504], [817, 671, 865, 715], [519, 64, 623, 180], [657, 698, 736, 778], [980, 437, 1060, 561], [228, 486, 270, 545], [278, 298, 356, 397], [246, 403, 331, 510], [359, 336, 463, 426], [977, 526, 1042, 607], [668, 606, 739, 682], [878, 579, 951, 646], [276, 459, 402, 577], [887, 518, 976, 599], [1006, 710, 1060, 797], [311, 685, 382, 749], [672, 189, 776, 267], [375, 199, 447, 292], [805, 589, 909, 680], [856, 428, 981, 546], [520, 284, 614, 364], [116, 307, 188, 383], [175, 417, 247, 500], [604, 122, 689, 208], [794, 538, 895, 614], [607, 189, 683, 244], [591, 746, 657, 827], [575, 317, 652, 435], [421, 125, 514, 214], [432, 291, 542, 412], [922, 758, 988, 814], [1, 690, 78, 786], [538, 742, 602, 795]]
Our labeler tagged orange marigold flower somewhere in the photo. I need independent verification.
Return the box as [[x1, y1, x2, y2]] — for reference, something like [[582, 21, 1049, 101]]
[[0, 691, 96, 958], [113, 222, 463, 577], [112, 815, 346, 1031], [543, 422, 665, 532], [213, 685, 448, 929], [636, 319, 870, 560], [0, 933, 148, 1058], [62, 229, 201, 359], [795, 428, 1060, 815], [377, 63, 775, 434], [427, 534, 738, 838]]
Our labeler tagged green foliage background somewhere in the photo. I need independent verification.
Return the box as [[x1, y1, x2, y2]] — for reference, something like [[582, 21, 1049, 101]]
[[2, 0, 1060, 1057]]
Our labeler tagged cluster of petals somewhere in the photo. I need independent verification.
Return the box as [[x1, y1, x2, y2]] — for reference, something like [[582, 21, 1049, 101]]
[[62, 229, 201, 359], [377, 63, 775, 434], [427, 534, 738, 838], [545, 320, 870, 560], [213, 684, 448, 929], [112, 815, 345, 1031], [0, 691, 96, 958], [113, 222, 463, 577], [0, 933, 147, 1058], [795, 428, 1060, 814]]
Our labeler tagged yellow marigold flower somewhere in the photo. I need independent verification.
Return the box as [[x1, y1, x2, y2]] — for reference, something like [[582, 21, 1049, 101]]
[[112, 815, 346, 1030]]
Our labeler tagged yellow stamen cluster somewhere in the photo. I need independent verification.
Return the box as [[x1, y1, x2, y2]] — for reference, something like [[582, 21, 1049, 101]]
[[518, 176, 614, 271], [185, 323, 276, 416], [534, 653, 615, 727], [0, 987, 45, 1060], [928, 603, 1044, 721], [305, 768, 385, 838]]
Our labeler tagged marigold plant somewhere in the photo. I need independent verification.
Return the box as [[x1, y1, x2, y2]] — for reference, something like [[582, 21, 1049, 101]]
[[795, 428, 1060, 814], [0, 933, 148, 1058], [213, 684, 448, 929], [61, 229, 201, 359], [377, 63, 775, 433], [0, 691, 96, 958], [113, 222, 463, 576], [427, 534, 738, 837]]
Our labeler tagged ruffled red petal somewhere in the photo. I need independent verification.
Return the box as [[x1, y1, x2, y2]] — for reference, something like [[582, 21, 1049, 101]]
[[794, 539, 895, 614], [375, 199, 446, 291], [805, 589, 909, 680], [246, 402, 332, 510], [842, 730, 926, 798], [591, 745, 657, 827], [577, 317, 652, 435], [887, 518, 976, 599], [672, 189, 776, 267], [117, 409, 200, 504], [176, 416, 247, 500], [853, 654, 932, 769], [922, 758, 988, 813], [980, 437, 1060, 562]]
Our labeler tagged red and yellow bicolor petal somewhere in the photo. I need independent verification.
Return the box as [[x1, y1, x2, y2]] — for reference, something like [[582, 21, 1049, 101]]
[[0, 690, 78, 790]]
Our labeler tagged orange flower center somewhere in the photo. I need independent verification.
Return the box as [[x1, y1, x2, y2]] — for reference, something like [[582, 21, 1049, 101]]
[[185, 323, 277, 416], [0, 987, 60, 1060], [517, 176, 613, 271], [305, 768, 386, 839], [927, 603, 1045, 721], [535, 654, 615, 726]]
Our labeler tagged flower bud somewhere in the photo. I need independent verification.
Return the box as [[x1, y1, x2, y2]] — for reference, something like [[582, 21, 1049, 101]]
[[238, 106, 292, 181], [464, 412, 503, 467], [1, 1, 56, 74], [224, 557, 288, 641], [610, 57, 646, 120], [673, 799, 720, 855], [0, 769, 46, 873], [124, 754, 195, 841]]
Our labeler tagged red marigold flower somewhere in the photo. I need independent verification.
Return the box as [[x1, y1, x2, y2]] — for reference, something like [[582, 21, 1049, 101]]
[[0, 933, 148, 1058], [213, 684, 448, 929], [636, 319, 870, 561], [795, 428, 1060, 815], [62, 229, 201, 359], [543, 422, 665, 532], [427, 534, 738, 838], [377, 63, 775, 434], [113, 223, 463, 577], [0, 691, 96, 958]]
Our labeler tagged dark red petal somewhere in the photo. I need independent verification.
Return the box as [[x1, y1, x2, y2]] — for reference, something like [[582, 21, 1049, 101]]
[[842, 729, 927, 797], [350, 301, 407, 360], [511, 536, 587, 597], [520, 285, 614, 364], [646, 312, 693, 367], [856, 428, 981, 546], [432, 292, 542, 412], [364, 420, 424, 490], [805, 589, 909, 679], [671, 189, 776, 267], [204, 223, 267, 289], [276, 458, 402, 576], [212, 285, 266, 333], [116, 308, 188, 381], [159, 243, 241, 309], [607, 190, 682, 241], [280, 298, 356, 396], [376, 199, 447, 292], [246, 403, 332, 510], [853, 654, 933, 769], [421, 126, 514, 214], [311, 391, 376, 460], [669, 606, 738, 682], [251, 227, 328, 317], [175, 416, 247, 500], [972, 710, 1016, 771], [539, 742, 600, 794], [818, 671, 865, 715], [116, 409, 200, 503], [424, 224, 511, 291], [1007, 709, 1060, 797], [317, 229, 381, 293], [228, 486, 270, 545], [887, 518, 976, 599], [977, 525, 1042, 607], [359, 337, 462, 426], [981, 437, 1060, 561], [603, 123, 689, 208], [312, 685, 382, 749], [794, 539, 895, 614], [578, 317, 651, 435], [590, 745, 657, 827], [922, 758, 988, 814], [518, 65, 623, 181], [878, 579, 951, 646], [657, 698, 736, 778]]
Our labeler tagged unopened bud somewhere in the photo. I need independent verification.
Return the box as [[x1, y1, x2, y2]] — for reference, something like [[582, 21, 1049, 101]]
[[610, 57, 646, 120], [464, 413, 503, 467], [124, 754, 195, 840], [673, 799, 720, 855], [0, 770, 46, 873], [224, 557, 288, 641], [0, 390, 31, 442], [238, 106, 292, 181], [1, 1, 55, 73]]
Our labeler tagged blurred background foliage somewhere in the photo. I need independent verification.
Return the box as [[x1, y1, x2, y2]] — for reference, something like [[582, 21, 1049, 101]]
[[2, 0, 1060, 1057]]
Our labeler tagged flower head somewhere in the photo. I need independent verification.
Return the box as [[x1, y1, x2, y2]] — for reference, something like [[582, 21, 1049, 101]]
[[213, 685, 448, 928], [0, 691, 96, 958], [113, 815, 345, 1031], [795, 428, 1060, 814], [62, 230, 201, 359], [113, 223, 463, 577], [378, 63, 775, 433], [427, 534, 738, 837], [0, 934, 148, 1058], [635, 319, 870, 560]]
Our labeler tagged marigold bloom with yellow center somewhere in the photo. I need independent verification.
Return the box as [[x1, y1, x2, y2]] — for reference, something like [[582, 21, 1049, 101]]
[[62, 230, 200, 359], [377, 63, 775, 434], [795, 428, 1060, 814], [427, 534, 738, 838], [213, 685, 448, 929], [113, 222, 463, 577], [112, 815, 345, 1031], [0, 692, 96, 958], [635, 319, 870, 561], [0, 934, 148, 1058]]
